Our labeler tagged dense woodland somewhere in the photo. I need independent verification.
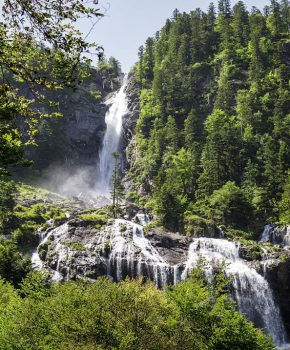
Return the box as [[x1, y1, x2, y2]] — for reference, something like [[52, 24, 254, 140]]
[[129, 0, 290, 238], [0, 1, 289, 348]]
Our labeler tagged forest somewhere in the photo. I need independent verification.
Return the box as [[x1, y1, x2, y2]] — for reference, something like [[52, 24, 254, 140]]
[[130, 0, 290, 238], [0, 0, 289, 349]]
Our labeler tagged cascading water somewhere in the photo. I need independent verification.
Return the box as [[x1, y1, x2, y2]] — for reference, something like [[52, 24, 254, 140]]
[[260, 224, 275, 242], [32, 224, 70, 282], [33, 218, 288, 345], [98, 223, 287, 344], [98, 219, 177, 288], [97, 76, 128, 193], [181, 237, 287, 346]]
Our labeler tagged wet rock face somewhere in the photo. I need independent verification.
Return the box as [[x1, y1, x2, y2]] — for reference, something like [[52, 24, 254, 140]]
[[263, 255, 290, 336], [35, 217, 290, 342], [25, 70, 121, 171], [120, 72, 141, 174], [121, 73, 140, 149], [260, 224, 290, 246], [146, 230, 190, 265], [274, 226, 290, 246], [39, 218, 191, 287]]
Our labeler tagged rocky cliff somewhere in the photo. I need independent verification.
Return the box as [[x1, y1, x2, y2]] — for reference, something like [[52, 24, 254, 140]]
[[24, 69, 120, 171], [119, 72, 141, 175]]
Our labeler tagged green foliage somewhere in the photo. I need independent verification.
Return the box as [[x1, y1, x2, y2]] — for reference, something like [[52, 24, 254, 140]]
[[152, 148, 196, 231], [131, 0, 290, 233], [79, 213, 108, 224], [184, 214, 217, 238], [62, 242, 86, 251], [0, 181, 78, 285], [0, 240, 31, 286], [277, 171, 290, 224], [78, 212, 108, 231], [0, 271, 274, 350], [208, 182, 253, 229], [0, 179, 15, 233], [0, 0, 103, 175], [110, 153, 125, 218]]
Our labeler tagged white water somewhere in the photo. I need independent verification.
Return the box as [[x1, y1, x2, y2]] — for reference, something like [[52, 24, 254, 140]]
[[97, 219, 177, 288], [32, 218, 288, 345], [31, 224, 69, 281], [31, 221, 54, 270], [99, 222, 287, 344], [283, 226, 290, 246], [97, 76, 128, 193], [181, 237, 287, 345], [260, 224, 275, 242]]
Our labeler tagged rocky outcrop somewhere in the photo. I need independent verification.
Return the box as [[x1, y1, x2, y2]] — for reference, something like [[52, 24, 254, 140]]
[[25, 69, 120, 171], [119, 72, 141, 175], [263, 252, 290, 338], [36, 218, 191, 287], [145, 229, 190, 265], [34, 216, 290, 341]]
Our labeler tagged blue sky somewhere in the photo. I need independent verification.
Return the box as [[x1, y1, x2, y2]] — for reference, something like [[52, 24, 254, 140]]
[[0, 0, 271, 72], [82, 0, 271, 72]]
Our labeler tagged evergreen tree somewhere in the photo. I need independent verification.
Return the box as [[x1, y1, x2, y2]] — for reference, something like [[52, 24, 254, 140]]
[[131, 0, 290, 233], [110, 153, 125, 218]]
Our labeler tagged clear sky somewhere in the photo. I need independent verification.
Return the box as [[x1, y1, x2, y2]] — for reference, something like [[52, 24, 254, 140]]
[[82, 0, 271, 73], [0, 0, 271, 72]]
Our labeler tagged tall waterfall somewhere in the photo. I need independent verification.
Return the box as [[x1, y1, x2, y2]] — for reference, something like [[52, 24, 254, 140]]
[[97, 76, 128, 193]]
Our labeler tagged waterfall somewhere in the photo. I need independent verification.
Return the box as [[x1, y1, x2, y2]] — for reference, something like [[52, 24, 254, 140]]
[[181, 237, 287, 345], [260, 224, 275, 242], [100, 222, 287, 344], [32, 224, 70, 281], [97, 76, 128, 193], [99, 219, 175, 288], [284, 226, 290, 246], [33, 218, 288, 345]]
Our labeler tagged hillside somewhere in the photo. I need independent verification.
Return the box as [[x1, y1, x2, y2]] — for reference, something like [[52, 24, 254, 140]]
[[125, 1, 290, 238]]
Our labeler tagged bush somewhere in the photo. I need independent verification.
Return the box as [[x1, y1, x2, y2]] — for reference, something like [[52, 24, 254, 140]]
[[184, 214, 217, 238], [209, 182, 254, 230], [12, 221, 39, 248], [62, 242, 86, 251], [0, 272, 275, 350]]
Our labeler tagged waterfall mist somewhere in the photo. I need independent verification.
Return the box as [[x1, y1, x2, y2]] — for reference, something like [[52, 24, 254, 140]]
[[36, 76, 128, 202]]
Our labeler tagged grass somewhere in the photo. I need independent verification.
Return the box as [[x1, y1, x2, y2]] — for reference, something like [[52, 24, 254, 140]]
[[78, 209, 109, 230]]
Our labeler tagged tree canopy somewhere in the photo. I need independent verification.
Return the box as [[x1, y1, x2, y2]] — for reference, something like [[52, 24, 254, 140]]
[[130, 0, 290, 235], [0, 0, 103, 175]]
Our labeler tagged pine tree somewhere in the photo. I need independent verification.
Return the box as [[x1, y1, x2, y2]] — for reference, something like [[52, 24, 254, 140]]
[[110, 153, 125, 218]]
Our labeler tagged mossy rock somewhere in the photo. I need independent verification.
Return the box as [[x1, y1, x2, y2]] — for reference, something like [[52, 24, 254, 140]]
[[239, 243, 263, 261], [78, 212, 108, 229], [62, 242, 86, 251], [119, 224, 127, 232], [185, 215, 217, 238], [38, 241, 51, 260]]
